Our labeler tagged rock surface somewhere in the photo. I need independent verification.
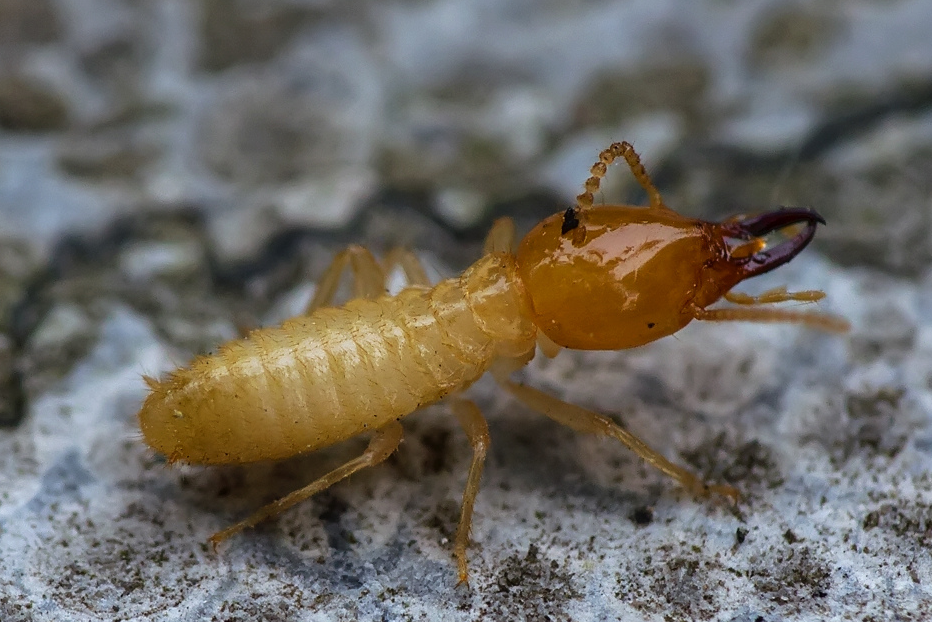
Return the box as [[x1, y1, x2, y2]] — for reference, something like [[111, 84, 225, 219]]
[[1, 1, 931, 620]]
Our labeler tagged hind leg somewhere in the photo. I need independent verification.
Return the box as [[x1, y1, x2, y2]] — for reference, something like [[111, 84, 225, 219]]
[[307, 244, 438, 314], [238, 247, 384, 336], [209, 422, 404, 546], [305, 245, 386, 313], [313, 217, 512, 309]]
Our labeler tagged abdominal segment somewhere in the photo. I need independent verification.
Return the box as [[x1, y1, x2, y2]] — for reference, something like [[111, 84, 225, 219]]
[[139, 288, 495, 465]]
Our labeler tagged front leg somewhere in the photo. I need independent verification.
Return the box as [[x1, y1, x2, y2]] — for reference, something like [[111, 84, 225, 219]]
[[209, 422, 404, 547], [497, 379, 740, 503]]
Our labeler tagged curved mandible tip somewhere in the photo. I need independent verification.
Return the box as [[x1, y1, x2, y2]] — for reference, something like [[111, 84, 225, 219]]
[[720, 207, 825, 279]]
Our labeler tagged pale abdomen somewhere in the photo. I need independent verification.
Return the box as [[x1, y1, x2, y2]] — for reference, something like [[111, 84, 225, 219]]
[[139, 282, 497, 465]]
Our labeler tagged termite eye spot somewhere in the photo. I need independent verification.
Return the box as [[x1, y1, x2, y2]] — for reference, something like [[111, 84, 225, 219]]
[[561, 207, 580, 235], [647, 323, 655, 329]]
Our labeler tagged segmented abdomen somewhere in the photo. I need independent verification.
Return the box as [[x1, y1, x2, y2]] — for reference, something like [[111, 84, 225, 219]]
[[138, 278, 497, 464]]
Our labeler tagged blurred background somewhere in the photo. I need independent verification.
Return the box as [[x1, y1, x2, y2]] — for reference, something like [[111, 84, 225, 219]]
[[1, 1, 931, 620]]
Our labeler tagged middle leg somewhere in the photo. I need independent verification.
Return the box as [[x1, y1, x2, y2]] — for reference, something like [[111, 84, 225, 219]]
[[448, 398, 491, 585]]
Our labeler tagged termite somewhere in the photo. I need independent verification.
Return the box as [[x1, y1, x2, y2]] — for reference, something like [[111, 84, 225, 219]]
[[138, 141, 849, 583]]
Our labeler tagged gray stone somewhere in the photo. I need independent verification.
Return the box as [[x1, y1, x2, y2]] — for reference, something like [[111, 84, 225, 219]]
[[1, 1, 930, 620]]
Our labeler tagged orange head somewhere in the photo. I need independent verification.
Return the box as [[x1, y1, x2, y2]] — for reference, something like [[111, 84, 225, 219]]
[[515, 205, 825, 350]]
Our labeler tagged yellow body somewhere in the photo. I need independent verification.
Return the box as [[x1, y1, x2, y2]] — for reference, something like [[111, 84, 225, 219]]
[[139, 254, 536, 465]]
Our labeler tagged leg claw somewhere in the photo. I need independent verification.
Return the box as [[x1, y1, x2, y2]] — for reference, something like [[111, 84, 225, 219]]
[[691, 481, 741, 505]]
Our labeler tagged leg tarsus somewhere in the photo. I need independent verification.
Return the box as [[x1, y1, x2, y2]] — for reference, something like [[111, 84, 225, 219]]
[[208, 422, 404, 547], [497, 379, 740, 504], [449, 399, 490, 585]]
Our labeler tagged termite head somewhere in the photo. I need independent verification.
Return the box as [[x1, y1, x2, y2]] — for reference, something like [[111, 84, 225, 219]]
[[515, 205, 824, 350]]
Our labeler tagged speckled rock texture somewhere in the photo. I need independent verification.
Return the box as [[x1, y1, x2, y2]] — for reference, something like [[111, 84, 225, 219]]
[[1, 1, 931, 620]]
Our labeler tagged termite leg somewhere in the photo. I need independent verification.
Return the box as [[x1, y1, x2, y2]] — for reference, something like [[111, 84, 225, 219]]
[[382, 248, 431, 287], [483, 217, 517, 254], [208, 422, 404, 547], [448, 398, 491, 586], [724, 287, 826, 305], [576, 141, 665, 211], [693, 306, 850, 333], [536, 332, 562, 358], [497, 379, 740, 503], [305, 245, 386, 313], [312, 219, 514, 309]]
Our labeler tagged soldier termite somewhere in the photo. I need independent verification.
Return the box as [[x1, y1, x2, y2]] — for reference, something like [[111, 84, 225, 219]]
[[139, 141, 849, 583]]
